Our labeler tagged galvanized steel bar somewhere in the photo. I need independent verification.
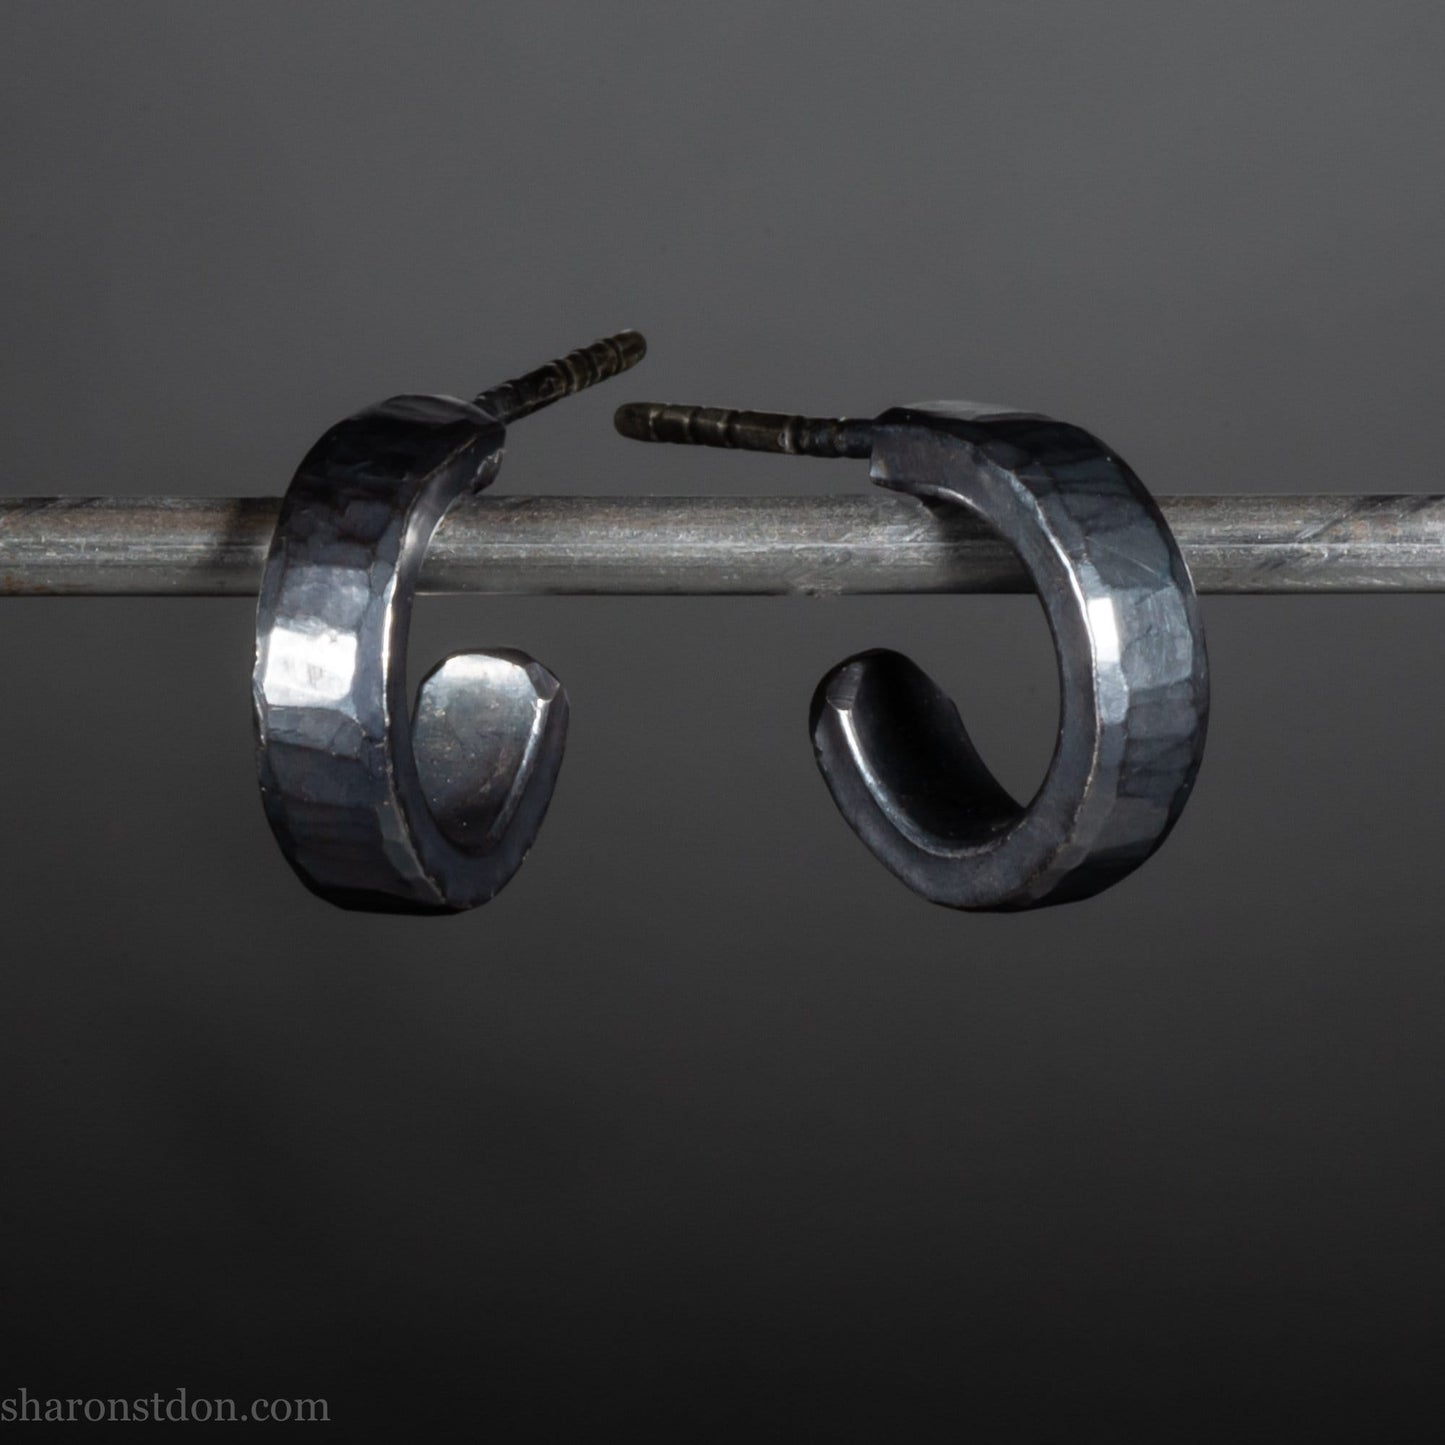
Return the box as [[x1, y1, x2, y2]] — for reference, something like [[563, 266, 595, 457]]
[[1, 493, 1442, 596]]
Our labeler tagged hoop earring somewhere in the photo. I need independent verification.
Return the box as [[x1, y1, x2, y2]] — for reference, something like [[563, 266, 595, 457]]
[[254, 331, 644, 913], [615, 397, 1208, 910]]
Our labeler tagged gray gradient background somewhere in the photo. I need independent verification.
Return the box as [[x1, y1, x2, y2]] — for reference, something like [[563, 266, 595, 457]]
[[2, 2, 1443, 1438]]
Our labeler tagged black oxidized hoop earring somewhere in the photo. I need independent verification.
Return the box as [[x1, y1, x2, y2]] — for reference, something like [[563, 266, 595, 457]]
[[253, 330, 646, 913], [615, 397, 1209, 910]]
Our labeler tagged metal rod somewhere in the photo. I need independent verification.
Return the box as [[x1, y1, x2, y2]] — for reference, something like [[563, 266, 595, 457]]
[[1, 494, 1442, 596]]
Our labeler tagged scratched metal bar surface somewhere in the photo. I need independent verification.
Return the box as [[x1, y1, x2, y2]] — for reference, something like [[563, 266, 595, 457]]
[[1, 494, 1443, 596]]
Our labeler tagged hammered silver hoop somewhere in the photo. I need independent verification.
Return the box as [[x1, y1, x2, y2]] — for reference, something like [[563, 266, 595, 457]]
[[253, 331, 645, 913], [811, 402, 1210, 910]]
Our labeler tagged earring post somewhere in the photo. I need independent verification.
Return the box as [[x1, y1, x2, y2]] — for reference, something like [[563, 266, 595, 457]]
[[475, 330, 647, 425], [614, 402, 874, 459]]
